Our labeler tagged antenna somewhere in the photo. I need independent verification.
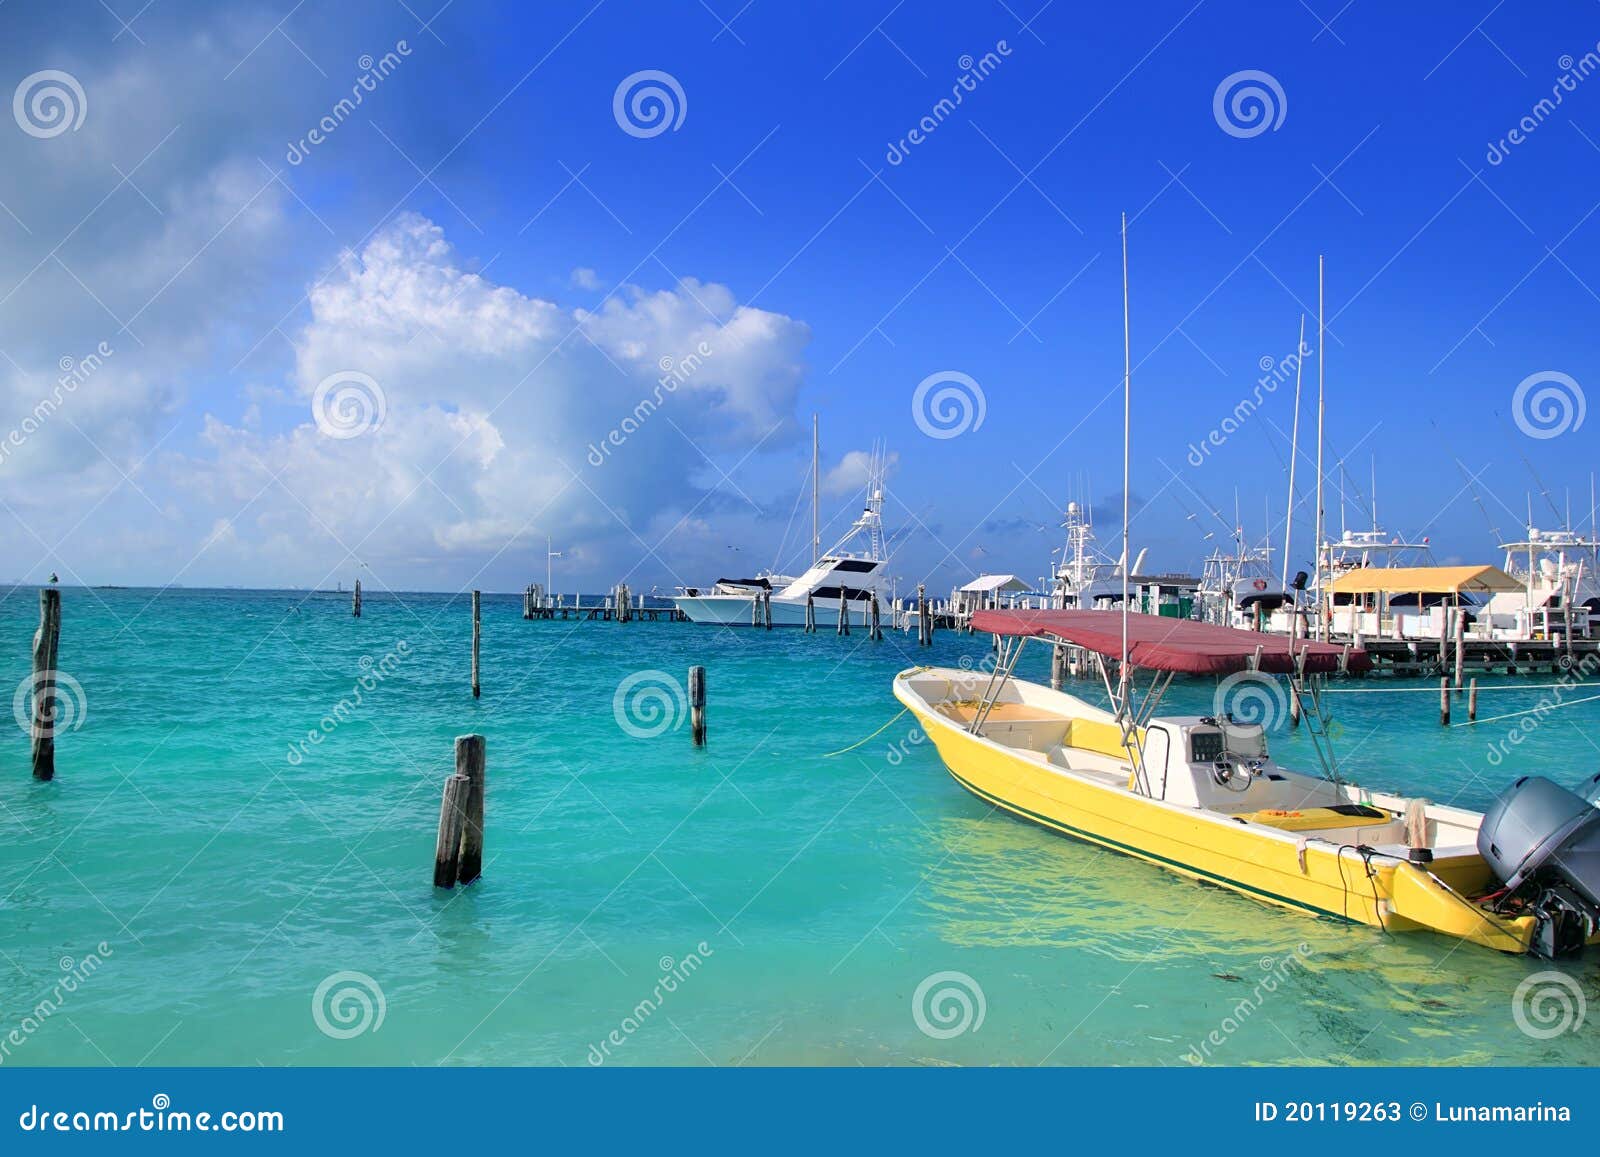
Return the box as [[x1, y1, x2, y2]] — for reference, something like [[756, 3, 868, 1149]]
[[1119, 211, 1131, 711], [1314, 255, 1326, 640], [1282, 314, 1305, 590], [811, 413, 820, 566]]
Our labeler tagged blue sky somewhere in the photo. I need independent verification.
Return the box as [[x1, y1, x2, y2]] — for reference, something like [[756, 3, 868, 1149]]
[[2, 0, 1597, 594]]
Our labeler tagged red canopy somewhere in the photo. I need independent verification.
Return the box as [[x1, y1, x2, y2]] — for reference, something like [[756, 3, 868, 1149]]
[[968, 609, 1370, 676]]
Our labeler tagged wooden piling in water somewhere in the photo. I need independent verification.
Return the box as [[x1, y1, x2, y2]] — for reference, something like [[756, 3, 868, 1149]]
[[916, 584, 929, 647], [1453, 609, 1465, 692], [1439, 677, 1450, 726], [471, 590, 481, 699], [804, 594, 815, 633], [1050, 644, 1066, 690], [523, 584, 533, 620], [688, 665, 706, 747], [455, 734, 486, 885], [762, 590, 772, 631], [352, 579, 362, 618], [868, 593, 882, 641], [1468, 677, 1479, 722], [837, 588, 850, 636], [31, 588, 61, 781], [432, 772, 469, 888]]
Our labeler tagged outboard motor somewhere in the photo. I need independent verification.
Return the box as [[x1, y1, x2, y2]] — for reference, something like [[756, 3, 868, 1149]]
[[1478, 776, 1600, 957]]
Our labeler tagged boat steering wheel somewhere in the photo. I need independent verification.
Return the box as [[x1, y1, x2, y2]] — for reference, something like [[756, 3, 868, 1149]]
[[1212, 756, 1256, 792]]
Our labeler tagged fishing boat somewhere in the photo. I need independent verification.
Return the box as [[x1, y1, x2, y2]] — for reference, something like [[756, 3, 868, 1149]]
[[674, 439, 890, 627], [892, 610, 1600, 956], [893, 220, 1600, 957]]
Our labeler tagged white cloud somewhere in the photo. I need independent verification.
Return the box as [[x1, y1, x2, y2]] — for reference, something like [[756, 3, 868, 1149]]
[[570, 267, 601, 290], [821, 448, 898, 496]]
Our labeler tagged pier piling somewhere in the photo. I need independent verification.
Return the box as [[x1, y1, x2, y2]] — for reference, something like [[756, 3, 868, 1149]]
[[456, 734, 486, 885], [838, 588, 850, 636], [1050, 644, 1066, 691], [1468, 677, 1479, 722], [471, 590, 481, 699], [1439, 677, 1450, 726], [762, 591, 772, 631], [352, 579, 362, 619], [804, 594, 815, 633], [688, 665, 706, 747], [1453, 611, 1465, 692], [869, 593, 882, 641], [30, 588, 61, 781], [432, 772, 469, 888]]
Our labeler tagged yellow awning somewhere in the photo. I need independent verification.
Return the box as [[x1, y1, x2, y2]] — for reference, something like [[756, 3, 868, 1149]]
[[1327, 565, 1522, 595]]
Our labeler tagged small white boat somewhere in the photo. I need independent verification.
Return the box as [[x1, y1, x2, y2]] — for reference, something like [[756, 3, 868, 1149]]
[[675, 439, 889, 627]]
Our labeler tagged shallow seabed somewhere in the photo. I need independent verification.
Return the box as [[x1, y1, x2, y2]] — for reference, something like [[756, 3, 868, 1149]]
[[1, 587, 1596, 1067]]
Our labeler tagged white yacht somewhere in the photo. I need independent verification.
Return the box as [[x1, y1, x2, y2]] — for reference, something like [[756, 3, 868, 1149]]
[[1049, 501, 1138, 609], [1478, 525, 1600, 639], [674, 444, 889, 627]]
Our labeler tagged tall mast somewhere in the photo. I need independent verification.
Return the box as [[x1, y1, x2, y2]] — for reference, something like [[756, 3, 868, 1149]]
[[1281, 313, 1305, 590], [811, 413, 819, 566], [1119, 212, 1131, 710], [1314, 255, 1326, 640]]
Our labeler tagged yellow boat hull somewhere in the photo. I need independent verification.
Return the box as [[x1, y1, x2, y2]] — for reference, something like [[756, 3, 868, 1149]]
[[895, 673, 1540, 954]]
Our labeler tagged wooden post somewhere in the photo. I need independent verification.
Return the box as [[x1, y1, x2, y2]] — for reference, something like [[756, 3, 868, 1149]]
[[1468, 677, 1479, 722], [1050, 643, 1066, 690], [837, 588, 850, 635], [455, 734, 486, 885], [762, 590, 772, 630], [869, 593, 882, 640], [804, 594, 815, 633], [471, 590, 481, 699], [31, 588, 61, 781], [1453, 607, 1465, 692], [1439, 677, 1450, 726], [352, 579, 362, 618], [1437, 607, 1449, 672], [688, 665, 706, 747], [523, 585, 531, 620], [432, 772, 469, 888]]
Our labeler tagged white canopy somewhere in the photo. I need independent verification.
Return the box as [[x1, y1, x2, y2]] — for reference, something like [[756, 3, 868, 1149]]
[[959, 574, 1031, 594]]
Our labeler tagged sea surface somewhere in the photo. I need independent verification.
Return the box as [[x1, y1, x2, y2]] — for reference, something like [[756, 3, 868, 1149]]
[[1, 586, 1596, 1067]]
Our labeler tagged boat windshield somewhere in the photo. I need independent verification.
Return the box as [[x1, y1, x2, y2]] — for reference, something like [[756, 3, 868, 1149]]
[[1221, 720, 1268, 760]]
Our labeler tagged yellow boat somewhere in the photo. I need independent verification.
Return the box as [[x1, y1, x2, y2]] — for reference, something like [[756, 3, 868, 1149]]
[[894, 608, 1600, 957]]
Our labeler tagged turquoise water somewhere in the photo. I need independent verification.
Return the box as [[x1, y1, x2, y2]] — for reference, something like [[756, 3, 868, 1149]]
[[1, 586, 1597, 1067]]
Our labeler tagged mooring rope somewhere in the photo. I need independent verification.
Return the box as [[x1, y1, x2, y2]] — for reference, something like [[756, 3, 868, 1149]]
[[1449, 690, 1600, 728], [1321, 682, 1600, 694], [821, 707, 911, 758]]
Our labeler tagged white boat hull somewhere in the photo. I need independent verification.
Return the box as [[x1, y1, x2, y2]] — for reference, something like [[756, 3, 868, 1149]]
[[674, 593, 873, 627]]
